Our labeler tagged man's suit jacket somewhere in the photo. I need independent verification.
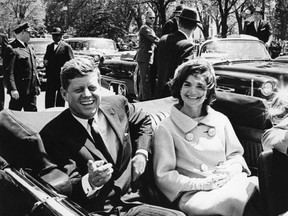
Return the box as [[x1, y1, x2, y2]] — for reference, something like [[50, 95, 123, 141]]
[[40, 95, 152, 211], [44, 40, 73, 90], [245, 20, 273, 43], [156, 31, 194, 99], [0, 33, 8, 76], [162, 17, 178, 36], [5, 39, 39, 95], [135, 24, 159, 64]]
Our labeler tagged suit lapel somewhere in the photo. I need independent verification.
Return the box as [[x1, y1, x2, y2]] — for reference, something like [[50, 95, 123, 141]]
[[100, 104, 125, 145], [65, 110, 109, 162], [54, 40, 62, 55]]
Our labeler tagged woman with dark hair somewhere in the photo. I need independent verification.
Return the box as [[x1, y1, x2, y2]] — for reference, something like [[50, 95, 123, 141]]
[[153, 59, 259, 215]]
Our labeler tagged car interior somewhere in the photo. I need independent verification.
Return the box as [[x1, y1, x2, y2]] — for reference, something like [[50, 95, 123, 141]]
[[0, 91, 287, 215]]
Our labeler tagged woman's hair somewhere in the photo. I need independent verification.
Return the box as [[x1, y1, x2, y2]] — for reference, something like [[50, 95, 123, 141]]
[[60, 58, 100, 90], [169, 59, 216, 107]]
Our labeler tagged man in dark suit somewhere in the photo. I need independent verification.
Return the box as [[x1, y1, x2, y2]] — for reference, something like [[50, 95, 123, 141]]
[[155, 8, 200, 99], [44, 27, 74, 108], [162, 5, 184, 36], [135, 10, 159, 101], [40, 58, 185, 216], [245, 7, 273, 48], [5, 23, 40, 111], [0, 28, 8, 110]]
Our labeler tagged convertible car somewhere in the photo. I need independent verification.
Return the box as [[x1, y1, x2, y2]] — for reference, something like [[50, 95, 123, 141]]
[[0, 91, 288, 216]]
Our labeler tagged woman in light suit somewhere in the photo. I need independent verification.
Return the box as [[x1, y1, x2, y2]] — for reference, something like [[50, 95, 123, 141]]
[[153, 59, 261, 216]]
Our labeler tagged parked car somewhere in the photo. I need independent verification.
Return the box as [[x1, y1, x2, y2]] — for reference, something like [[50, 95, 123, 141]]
[[197, 35, 285, 100], [28, 38, 53, 90], [64, 37, 120, 62], [99, 54, 137, 101]]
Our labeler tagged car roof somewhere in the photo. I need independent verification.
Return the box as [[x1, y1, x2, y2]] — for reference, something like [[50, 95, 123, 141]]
[[64, 37, 114, 42], [29, 38, 53, 42], [203, 34, 261, 43]]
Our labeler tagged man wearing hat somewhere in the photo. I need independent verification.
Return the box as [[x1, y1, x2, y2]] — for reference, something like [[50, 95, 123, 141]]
[[155, 7, 200, 99], [245, 6, 273, 48], [5, 23, 40, 111], [44, 27, 74, 108], [162, 5, 184, 36]]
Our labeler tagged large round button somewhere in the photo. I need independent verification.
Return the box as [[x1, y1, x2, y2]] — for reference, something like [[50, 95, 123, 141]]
[[207, 127, 216, 137], [185, 133, 194, 141]]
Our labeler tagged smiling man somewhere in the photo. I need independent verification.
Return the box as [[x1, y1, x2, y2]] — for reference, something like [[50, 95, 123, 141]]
[[40, 58, 185, 216]]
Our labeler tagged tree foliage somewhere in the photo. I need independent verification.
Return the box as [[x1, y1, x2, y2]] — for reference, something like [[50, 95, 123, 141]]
[[0, 0, 287, 40], [0, 0, 46, 37], [274, 0, 288, 40]]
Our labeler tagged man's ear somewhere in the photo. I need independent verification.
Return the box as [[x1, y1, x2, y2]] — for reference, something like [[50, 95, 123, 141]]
[[60, 87, 68, 101]]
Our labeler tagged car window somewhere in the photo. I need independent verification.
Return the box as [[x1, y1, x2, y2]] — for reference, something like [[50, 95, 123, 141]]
[[29, 40, 51, 53], [86, 40, 116, 52], [200, 40, 270, 61]]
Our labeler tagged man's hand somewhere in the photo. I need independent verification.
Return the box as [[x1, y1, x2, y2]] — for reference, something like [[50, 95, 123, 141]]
[[11, 90, 19, 100], [131, 153, 147, 181], [87, 160, 113, 188]]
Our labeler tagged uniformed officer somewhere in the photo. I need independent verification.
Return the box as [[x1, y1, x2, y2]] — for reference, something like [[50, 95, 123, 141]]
[[5, 23, 40, 111]]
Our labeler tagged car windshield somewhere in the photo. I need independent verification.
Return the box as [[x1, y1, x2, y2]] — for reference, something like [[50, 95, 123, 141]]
[[199, 40, 271, 61], [70, 39, 117, 53], [29, 40, 51, 54]]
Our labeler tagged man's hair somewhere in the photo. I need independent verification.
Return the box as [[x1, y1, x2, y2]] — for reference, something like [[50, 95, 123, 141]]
[[60, 58, 101, 90], [179, 18, 198, 30]]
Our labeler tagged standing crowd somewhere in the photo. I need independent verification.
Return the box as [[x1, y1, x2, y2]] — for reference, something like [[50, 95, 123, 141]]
[[0, 3, 280, 216]]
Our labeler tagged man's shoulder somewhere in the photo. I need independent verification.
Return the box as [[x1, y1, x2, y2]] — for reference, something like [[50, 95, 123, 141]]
[[101, 95, 127, 106], [60, 40, 71, 47], [41, 109, 71, 130]]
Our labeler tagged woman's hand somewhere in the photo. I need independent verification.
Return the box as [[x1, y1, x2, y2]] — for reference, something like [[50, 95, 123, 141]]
[[201, 173, 229, 190], [214, 162, 242, 179]]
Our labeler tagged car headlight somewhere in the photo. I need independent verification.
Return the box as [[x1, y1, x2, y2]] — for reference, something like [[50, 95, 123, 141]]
[[261, 81, 274, 96]]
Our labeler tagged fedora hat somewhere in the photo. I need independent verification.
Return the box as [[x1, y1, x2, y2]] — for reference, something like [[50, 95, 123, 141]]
[[179, 8, 201, 23], [174, 5, 184, 13], [51, 27, 63, 35]]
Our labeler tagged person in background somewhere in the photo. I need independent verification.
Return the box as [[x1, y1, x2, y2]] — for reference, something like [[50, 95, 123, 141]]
[[262, 74, 288, 154], [5, 23, 40, 111], [155, 7, 200, 99], [153, 59, 263, 216], [135, 9, 159, 101], [241, 6, 254, 33], [44, 27, 74, 108], [162, 5, 184, 36], [262, 116, 288, 155], [245, 6, 273, 48], [0, 27, 8, 110], [40, 58, 185, 216]]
